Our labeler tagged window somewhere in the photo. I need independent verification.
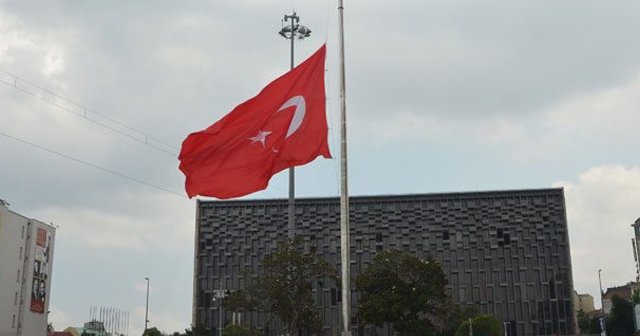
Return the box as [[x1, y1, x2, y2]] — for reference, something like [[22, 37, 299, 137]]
[[549, 281, 556, 299], [331, 288, 337, 306], [14, 292, 18, 305], [375, 232, 383, 242]]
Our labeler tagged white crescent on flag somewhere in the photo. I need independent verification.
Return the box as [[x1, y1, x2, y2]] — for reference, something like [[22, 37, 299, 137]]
[[277, 95, 305, 138]]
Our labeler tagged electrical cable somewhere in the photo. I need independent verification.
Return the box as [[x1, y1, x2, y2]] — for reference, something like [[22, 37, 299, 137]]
[[0, 131, 186, 199], [0, 69, 179, 157]]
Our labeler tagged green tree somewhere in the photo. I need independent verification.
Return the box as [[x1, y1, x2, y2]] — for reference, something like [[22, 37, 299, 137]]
[[588, 315, 603, 335], [454, 315, 502, 336], [225, 289, 259, 314], [577, 310, 603, 334], [143, 327, 164, 336], [355, 250, 449, 336], [606, 295, 635, 336], [185, 324, 209, 336], [439, 305, 479, 336], [577, 310, 590, 334], [633, 289, 640, 304], [221, 324, 259, 336], [226, 236, 337, 335]]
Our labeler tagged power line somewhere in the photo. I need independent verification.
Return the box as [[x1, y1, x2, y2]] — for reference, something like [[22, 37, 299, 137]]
[[0, 131, 187, 199], [0, 69, 179, 157]]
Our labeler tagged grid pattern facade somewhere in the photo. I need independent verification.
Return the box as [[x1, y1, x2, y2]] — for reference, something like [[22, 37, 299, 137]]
[[194, 188, 576, 336]]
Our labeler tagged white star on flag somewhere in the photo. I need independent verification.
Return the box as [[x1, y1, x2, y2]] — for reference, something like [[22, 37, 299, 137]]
[[249, 130, 272, 147]]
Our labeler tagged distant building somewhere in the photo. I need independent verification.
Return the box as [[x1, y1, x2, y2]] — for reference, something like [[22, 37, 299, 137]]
[[50, 332, 73, 336], [573, 291, 595, 314], [631, 218, 640, 281], [62, 312, 128, 336], [62, 327, 83, 336], [602, 282, 640, 314], [0, 199, 56, 336], [193, 188, 577, 335]]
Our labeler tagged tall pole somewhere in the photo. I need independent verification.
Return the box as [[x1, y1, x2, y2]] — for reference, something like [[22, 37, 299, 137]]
[[279, 11, 311, 239], [219, 297, 223, 336], [214, 289, 229, 336], [599, 269, 606, 335], [338, 1, 351, 335], [287, 12, 296, 239], [144, 277, 150, 332]]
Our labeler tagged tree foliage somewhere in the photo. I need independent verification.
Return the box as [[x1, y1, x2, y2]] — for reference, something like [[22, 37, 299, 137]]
[[589, 315, 603, 335], [225, 236, 337, 335], [143, 327, 164, 336], [577, 310, 603, 335], [355, 250, 449, 336], [184, 324, 209, 336], [221, 324, 259, 336], [439, 305, 479, 336], [577, 310, 590, 334], [454, 315, 502, 336], [633, 289, 640, 304], [606, 295, 635, 336]]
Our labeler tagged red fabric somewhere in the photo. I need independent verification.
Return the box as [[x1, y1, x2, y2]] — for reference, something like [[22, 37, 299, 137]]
[[179, 45, 331, 199]]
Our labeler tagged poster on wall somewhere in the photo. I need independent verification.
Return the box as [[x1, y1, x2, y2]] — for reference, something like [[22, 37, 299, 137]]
[[30, 227, 51, 313]]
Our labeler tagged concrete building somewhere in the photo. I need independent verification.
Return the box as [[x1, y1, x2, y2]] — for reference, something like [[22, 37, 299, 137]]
[[632, 218, 640, 281], [0, 200, 56, 336], [193, 188, 576, 335], [573, 292, 595, 313]]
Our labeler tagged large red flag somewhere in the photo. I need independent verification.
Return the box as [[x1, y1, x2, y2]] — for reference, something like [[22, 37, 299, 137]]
[[179, 45, 331, 199]]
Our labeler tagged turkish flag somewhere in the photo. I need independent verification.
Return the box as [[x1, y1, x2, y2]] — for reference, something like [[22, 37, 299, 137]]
[[179, 45, 331, 199]]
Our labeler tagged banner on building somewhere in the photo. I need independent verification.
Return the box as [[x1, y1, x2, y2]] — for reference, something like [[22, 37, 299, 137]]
[[30, 227, 51, 313]]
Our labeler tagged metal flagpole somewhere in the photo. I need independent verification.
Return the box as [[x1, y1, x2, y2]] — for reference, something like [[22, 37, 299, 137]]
[[337, 0, 351, 335], [279, 12, 312, 238]]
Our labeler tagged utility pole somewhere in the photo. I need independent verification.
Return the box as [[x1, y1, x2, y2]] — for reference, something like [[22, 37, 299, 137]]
[[213, 289, 229, 336], [599, 269, 606, 336], [278, 11, 311, 239], [144, 277, 150, 333]]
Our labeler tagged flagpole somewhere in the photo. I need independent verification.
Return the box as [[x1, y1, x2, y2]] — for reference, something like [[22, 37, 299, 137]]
[[337, 0, 351, 335]]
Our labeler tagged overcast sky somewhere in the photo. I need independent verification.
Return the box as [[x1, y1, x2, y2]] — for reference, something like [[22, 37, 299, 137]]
[[2, 0, 640, 334]]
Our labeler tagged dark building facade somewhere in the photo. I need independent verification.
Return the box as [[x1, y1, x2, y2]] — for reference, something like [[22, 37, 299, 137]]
[[193, 188, 576, 335]]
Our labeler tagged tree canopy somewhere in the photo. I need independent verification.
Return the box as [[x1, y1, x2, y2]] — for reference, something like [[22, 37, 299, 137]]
[[439, 305, 479, 336], [221, 324, 259, 336], [455, 314, 502, 336], [355, 250, 449, 336], [184, 324, 209, 336], [225, 236, 337, 335], [606, 295, 635, 336], [143, 327, 164, 336]]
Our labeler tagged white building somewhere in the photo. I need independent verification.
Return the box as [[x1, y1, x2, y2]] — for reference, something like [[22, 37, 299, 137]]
[[0, 200, 56, 336]]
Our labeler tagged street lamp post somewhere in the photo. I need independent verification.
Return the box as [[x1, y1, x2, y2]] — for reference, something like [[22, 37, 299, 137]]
[[213, 289, 229, 336], [599, 269, 606, 335], [278, 11, 311, 239], [145, 277, 150, 333]]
